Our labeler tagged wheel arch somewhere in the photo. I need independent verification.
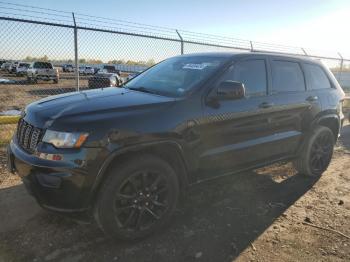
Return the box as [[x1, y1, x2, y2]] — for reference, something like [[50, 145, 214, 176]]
[[314, 114, 340, 140], [90, 140, 190, 204]]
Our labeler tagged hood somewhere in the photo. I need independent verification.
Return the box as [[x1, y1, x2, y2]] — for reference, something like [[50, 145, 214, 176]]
[[25, 87, 176, 128]]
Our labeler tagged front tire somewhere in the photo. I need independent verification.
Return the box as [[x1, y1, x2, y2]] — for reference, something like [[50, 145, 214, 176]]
[[94, 154, 179, 241], [294, 126, 335, 177]]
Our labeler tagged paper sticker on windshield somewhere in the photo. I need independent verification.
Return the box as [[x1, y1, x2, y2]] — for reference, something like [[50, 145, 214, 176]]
[[183, 63, 207, 70]]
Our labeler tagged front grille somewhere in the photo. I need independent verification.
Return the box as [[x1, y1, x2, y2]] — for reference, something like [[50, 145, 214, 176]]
[[16, 119, 43, 153]]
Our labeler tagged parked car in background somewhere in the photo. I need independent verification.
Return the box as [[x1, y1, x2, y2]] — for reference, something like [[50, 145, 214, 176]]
[[93, 67, 100, 74], [8, 52, 345, 241], [103, 65, 120, 75], [0, 60, 7, 67], [79, 66, 94, 75], [27, 61, 59, 83], [9, 61, 19, 74], [15, 62, 30, 76], [1, 62, 11, 71], [88, 72, 122, 89], [62, 64, 74, 72]]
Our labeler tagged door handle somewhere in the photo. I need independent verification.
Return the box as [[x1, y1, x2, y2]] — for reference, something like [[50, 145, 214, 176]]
[[306, 96, 318, 102], [259, 102, 274, 108]]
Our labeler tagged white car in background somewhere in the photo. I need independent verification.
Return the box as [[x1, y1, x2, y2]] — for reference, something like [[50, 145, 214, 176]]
[[27, 61, 59, 83], [15, 62, 30, 76], [9, 61, 19, 74], [1, 62, 11, 71], [79, 66, 94, 75]]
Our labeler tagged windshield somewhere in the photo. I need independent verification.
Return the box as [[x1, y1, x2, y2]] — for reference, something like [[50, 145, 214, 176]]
[[124, 55, 229, 97]]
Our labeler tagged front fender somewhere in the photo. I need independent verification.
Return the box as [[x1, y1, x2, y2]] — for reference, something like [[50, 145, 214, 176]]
[[90, 139, 189, 200]]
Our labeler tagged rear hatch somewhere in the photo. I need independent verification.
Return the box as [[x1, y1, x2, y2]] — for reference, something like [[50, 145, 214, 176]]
[[89, 74, 111, 88], [35, 62, 56, 76]]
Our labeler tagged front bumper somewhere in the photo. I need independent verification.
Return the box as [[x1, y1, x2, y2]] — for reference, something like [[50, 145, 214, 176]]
[[7, 140, 99, 212]]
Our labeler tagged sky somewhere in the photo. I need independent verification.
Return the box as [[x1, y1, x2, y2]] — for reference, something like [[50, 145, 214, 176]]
[[7, 0, 350, 55], [2, 0, 350, 63]]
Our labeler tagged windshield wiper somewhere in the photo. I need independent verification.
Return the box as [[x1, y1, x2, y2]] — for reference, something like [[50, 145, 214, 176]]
[[127, 86, 160, 95]]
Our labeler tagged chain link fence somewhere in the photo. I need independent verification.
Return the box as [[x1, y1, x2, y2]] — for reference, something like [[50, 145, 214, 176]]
[[0, 1, 350, 151]]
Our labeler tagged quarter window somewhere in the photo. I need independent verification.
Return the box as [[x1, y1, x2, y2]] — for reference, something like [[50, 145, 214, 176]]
[[221, 60, 267, 97], [271, 61, 305, 93], [304, 63, 331, 90]]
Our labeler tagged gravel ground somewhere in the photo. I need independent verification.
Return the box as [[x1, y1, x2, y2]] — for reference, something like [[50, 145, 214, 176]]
[[0, 123, 349, 262]]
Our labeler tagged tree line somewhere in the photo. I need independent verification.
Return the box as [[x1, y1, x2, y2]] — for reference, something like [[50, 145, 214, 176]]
[[23, 56, 155, 66]]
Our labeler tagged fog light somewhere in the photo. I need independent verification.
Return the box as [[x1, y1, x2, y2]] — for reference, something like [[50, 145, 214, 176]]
[[38, 153, 63, 161]]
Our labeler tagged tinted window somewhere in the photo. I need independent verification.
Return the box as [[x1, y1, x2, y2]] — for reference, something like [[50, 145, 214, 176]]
[[34, 62, 53, 69], [271, 61, 305, 93], [222, 60, 267, 97], [304, 63, 331, 90]]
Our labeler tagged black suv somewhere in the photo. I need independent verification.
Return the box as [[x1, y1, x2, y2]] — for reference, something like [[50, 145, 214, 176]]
[[7, 52, 345, 240]]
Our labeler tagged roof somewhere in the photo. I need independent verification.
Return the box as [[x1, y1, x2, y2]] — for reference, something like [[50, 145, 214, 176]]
[[180, 51, 319, 63]]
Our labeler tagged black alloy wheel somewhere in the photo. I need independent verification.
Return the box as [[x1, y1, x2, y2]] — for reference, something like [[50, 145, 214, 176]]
[[309, 131, 334, 174], [113, 170, 170, 232], [294, 126, 335, 177], [94, 154, 179, 240]]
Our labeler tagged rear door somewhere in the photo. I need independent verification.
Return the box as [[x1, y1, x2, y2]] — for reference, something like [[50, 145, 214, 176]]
[[264, 57, 314, 157]]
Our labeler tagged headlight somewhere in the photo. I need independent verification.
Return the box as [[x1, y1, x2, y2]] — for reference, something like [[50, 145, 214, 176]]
[[110, 77, 116, 86], [42, 130, 88, 148]]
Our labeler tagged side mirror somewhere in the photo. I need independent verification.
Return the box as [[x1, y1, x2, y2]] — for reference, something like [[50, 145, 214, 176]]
[[217, 80, 245, 100]]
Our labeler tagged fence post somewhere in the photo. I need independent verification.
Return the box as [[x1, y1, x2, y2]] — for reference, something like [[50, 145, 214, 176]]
[[338, 52, 344, 84], [72, 12, 79, 91], [176, 30, 184, 55]]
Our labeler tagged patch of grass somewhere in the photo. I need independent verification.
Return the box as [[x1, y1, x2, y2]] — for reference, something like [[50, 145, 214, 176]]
[[0, 124, 17, 147]]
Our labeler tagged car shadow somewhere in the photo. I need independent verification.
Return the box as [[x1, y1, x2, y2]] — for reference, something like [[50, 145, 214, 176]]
[[0, 165, 320, 262]]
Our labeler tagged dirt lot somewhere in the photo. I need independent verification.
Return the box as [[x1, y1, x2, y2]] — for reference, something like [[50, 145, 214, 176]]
[[0, 72, 90, 112], [0, 71, 130, 112], [0, 122, 349, 262]]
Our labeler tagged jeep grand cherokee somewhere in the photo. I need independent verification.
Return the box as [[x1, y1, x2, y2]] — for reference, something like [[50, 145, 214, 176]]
[[7, 52, 345, 240]]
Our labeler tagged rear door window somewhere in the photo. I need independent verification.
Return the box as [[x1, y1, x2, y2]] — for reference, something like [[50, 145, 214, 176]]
[[271, 60, 305, 93], [303, 63, 331, 90]]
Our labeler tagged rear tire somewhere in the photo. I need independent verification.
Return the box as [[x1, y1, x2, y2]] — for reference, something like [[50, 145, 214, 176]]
[[294, 126, 335, 177], [94, 154, 179, 241]]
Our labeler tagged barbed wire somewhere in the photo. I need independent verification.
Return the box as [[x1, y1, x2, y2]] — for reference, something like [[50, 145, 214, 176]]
[[0, 1, 71, 14], [0, 11, 73, 24]]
